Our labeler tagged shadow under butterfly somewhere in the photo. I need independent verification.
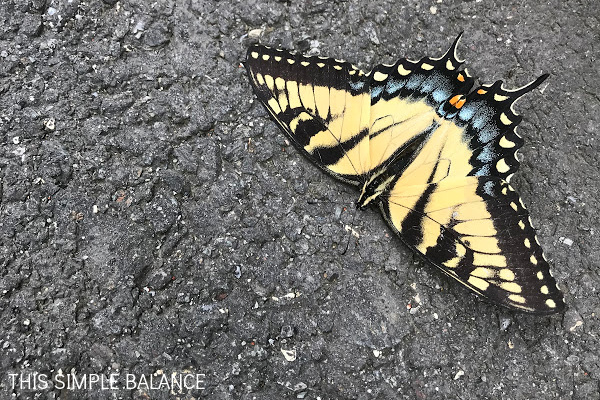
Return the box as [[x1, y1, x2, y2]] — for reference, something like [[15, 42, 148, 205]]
[[244, 34, 565, 314]]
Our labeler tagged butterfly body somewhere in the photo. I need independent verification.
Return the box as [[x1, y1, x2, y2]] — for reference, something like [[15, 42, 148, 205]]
[[356, 132, 425, 209], [245, 35, 565, 314]]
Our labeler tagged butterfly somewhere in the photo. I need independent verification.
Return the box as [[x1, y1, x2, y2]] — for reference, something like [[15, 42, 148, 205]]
[[244, 34, 565, 314]]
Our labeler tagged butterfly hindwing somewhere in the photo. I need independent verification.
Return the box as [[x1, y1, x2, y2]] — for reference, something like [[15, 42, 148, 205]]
[[456, 75, 549, 181], [365, 35, 475, 175]]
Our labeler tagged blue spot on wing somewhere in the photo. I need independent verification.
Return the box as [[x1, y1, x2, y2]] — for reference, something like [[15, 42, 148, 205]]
[[371, 85, 384, 99], [420, 80, 435, 94], [431, 87, 451, 104], [458, 104, 476, 121], [386, 79, 405, 95], [350, 81, 365, 91], [476, 143, 496, 163], [472, 106, 494, 130], [483, 180, 496, 197], [405, 74, 425, 90], [478, 126, 499, 144], [419, 73, 445, 96], [474, 165, 491, 176]]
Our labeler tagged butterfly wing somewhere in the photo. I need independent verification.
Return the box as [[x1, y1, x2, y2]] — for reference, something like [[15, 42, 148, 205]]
[[245, 45, 373, 185], [365, 34, 475, 175], [381, 176, 564, 313], [378, 61, 564, 313]]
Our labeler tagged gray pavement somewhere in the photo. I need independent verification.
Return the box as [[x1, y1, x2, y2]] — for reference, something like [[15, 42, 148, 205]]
[[0, 0, 599, 399]]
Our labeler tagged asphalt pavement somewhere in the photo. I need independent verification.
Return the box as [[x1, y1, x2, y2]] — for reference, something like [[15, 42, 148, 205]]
[[0, 0, 598, 399]]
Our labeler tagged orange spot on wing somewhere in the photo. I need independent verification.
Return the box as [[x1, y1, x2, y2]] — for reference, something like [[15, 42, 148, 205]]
[[477, 89, 487, 95], [457, 73, 465, 82], [449, 94, 466, 109]]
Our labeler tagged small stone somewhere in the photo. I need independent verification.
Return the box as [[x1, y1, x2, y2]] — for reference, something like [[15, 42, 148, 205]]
[[499, 315, 512, 331], [293, 382, 307, 391], [365, 24, 380, 45], [133, 20, 145, 34], [280, 325, 294, 338], [44, 117, 55, 130], [569, 320, 583, 332], [13, 147, 26, 156], [281, 348, 296, 362], [566, 354, 580, 364], [248, 28, 263, 39], [334, 206, 343, 219]]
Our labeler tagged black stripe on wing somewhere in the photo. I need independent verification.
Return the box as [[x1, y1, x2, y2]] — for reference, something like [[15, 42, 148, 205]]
[[245, 44, 371, 184], [381, 176, 564, 314]]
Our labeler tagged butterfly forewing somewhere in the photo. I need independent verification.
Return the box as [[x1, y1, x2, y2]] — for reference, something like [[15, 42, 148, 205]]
[[381, 176, 564, 313], [246, 45, 372, 184]]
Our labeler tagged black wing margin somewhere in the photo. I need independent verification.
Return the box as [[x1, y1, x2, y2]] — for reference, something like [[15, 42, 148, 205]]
[[457, 74, 549, 181]]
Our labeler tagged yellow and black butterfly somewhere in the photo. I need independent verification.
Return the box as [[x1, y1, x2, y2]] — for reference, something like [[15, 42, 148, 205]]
[[245, 34, 565, 314]]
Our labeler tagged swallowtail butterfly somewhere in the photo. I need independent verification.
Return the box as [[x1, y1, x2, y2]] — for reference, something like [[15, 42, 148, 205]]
[[245, 34, 564, 314]]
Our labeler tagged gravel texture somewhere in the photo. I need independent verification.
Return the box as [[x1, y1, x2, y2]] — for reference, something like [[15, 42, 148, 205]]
[[0, 0, 599, 399]]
